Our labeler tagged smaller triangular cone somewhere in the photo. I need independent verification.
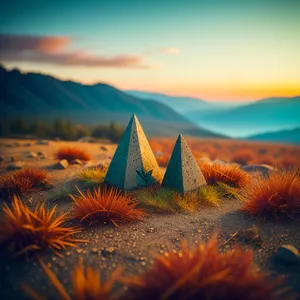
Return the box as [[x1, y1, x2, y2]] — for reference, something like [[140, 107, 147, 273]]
[[104, 115, 162, 190], [162, 134, 207, 193]]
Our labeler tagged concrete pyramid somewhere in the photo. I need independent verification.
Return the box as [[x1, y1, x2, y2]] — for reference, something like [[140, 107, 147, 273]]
[[162, 134, 207, 193], [104, 115, 162, 190]]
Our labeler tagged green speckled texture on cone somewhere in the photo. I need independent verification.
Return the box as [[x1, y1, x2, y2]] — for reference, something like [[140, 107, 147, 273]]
[[104, 115, 162, 190], [162, 134, 207, 193]]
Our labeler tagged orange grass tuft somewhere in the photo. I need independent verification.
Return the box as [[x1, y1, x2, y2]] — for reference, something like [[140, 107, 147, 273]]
[[54, 146, 91, 162], [0, 196, 83, 257], [231, 148, 254, 165], [241, 170, 300, 220], [199, 163, 250, 188], [70, 187, 145, 226], [0, 168, 50, 198], [123, 237, 285, 300], [22, 257, 122, 300]]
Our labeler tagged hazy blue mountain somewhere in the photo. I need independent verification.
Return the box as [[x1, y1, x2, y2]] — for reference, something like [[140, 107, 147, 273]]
[[186, 96, 300, 137], [247, 127, 300, 144], [125, 90, 210, 113], [0, 66, 226, 138]]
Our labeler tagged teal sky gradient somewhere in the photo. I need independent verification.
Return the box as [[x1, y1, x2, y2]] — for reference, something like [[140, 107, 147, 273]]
[[1, 0, 300, 101]]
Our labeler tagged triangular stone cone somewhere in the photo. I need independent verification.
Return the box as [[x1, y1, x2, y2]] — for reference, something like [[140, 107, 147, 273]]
[[104, 115, 162, 190], [162, 134, 207, 193]]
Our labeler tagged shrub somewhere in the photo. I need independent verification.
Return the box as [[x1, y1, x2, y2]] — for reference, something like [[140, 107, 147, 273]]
[[123, 237, 284, 300], [0, 168, 50, 198], [199, 163, 249, 188], [70, 187, 145, 227], [0, 196, 83, 257], [241, 170, 300, 220], [22, 258, 122, 300], [232, 149, 254, 165], [77, 165, 108, 185], [54, 146, 91, 162]]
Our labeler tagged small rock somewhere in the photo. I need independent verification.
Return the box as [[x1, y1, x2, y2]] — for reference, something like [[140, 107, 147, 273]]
[[24, 142, 32, 147], [6, 161, 23, 171], [274, 245, 300, 263], [52, 159, 69, 170], [91, 248, 98, 254], [241, 164, 274, 178], [101, 247, 116, 257], [10, 157, 16, 162], [36, 140, 49, 145], [37, 152, 46, 159], [0, 156, 4, 163], [101, 146, 108, 151], [70, 159, 83, 165], [27, 152, 38, 158]]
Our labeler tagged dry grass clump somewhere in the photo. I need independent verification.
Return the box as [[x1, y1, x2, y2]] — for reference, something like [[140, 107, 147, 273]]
[[70, 187, 145, 227], [197, 185, 222, 207], [231, 148, 254, 165], [136, 186, 222, 214], [241, 170, 300, 220], [136, 188, 178, 213], [54, 146, 91, 162], [199, 163, 250, 188], [0, 168, 50, 198], [22, 258, 122, 300], [123, 237, 284, 300], [77, 165, 108, 185], [0, 196, 83, 257]]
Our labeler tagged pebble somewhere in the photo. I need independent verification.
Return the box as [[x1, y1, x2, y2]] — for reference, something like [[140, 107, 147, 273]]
[[101, 247, 116, 257], [6, 161, 23, 171], [36, 140, 50, 145], [70, 159, 83, 165], [52, 159, 69, 170], [274, 245, 300, 263], [27, 152, 38, 158]]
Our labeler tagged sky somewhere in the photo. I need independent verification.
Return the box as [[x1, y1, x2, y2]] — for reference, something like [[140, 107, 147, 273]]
[[0, 0, 300, 102]]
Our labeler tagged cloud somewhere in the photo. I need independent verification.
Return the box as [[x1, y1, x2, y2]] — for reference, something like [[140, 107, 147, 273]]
[[162, 47, 180, 55], [0, 34, 148, 68]]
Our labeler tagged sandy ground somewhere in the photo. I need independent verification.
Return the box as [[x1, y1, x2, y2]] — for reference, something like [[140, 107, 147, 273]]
[[0, 139, 300, 299]]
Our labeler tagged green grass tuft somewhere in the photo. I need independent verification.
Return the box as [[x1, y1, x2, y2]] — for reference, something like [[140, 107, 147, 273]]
[[76, 166, 107, 186]]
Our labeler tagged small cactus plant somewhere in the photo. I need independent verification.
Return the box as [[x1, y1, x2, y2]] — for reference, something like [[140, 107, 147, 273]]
[[136, 169, 153, 187]]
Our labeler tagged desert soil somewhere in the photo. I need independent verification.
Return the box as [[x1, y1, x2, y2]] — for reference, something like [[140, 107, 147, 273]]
[[0, 139, 300, 299]]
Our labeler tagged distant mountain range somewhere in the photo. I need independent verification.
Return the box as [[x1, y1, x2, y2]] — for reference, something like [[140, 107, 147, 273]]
[[247, 127, 300, 144], [125, 90, 244, 114], [185, 96, 300, 138], [125, 90, 209, 114], [0, 66, 225, 138]]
